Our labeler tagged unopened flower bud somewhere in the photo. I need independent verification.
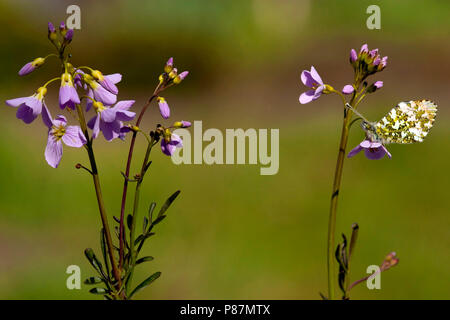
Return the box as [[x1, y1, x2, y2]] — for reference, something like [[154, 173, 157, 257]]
[[164, 57, 174, 73], [157, 97, 170, 119], [75, 163, 82, 169], [350, 48, 357, 64], [59, 22, 67, 37], [168, 68, 178, 79], [342, 84, 354, 95], [18, 57, 46, 76], [48, 22, 58, 42], [64, 29, 74, 43], [360, 44, 368, 54], [366, 81, 383, 93], [173, 71, 189, 84], [173, 120, 192, 128]]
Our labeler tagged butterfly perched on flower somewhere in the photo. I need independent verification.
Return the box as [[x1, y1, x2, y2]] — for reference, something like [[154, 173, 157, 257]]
[[355, 100, 438, 144]]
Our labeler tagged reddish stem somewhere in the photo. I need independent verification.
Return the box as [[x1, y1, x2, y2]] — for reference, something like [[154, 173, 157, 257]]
[[118, 88, 160, 268]]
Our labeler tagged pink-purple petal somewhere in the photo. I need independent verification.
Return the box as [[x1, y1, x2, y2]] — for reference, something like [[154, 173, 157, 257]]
[[45, 135, 63, 168], [364, 147, 386, 160], [116, 110, 136, 121], [100, 108, 117, 123], [299, 90, 315, 104], [114, 100, 135, 111], [104, 73, 122, 84], [62, 126, 86, 147], [42, 103, 53, 128], [93, 85, 117, 106], [309, 66, 323, 85], [347, 144, 363, 158]]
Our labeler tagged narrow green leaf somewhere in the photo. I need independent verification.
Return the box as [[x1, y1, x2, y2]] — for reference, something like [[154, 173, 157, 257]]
[[148, 202, 157, 223], [84, 248, 106, 279], [143, 216, 149, 234], [129, 272, 161, 299], [152, 215, 166, 225], [157, 190, 180, 218], [136, 256, 154, 265], [84, 277, 104, 285], [89, 287, 109, 295]]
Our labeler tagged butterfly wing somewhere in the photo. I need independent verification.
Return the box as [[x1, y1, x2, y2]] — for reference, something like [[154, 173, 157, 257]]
[[374, 100, 437, 144]]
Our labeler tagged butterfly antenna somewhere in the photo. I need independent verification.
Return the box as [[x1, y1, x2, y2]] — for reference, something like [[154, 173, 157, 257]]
[[345, 103, 371, 123]]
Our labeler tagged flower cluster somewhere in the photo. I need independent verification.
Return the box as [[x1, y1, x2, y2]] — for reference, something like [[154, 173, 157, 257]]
[[5, 23, 192, 167], [298, 44, 390, 160], [350, 44, 387, 81]]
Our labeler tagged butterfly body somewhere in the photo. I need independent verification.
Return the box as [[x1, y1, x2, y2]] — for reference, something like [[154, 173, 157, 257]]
[[362, 100, 437, 144]]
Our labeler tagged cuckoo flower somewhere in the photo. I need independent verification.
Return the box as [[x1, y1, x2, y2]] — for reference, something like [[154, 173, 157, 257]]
[[83, 74, 117, 106], [6, 87, 48, 124], [42, 109, 86, 168], [299, 66, 325, 104], [157, 97, 170, 119], [87, 100, 136, 141], [348, 139, 392, 160], [161, 132, 183, 156], [59, 72, 80, 109], [91, 70, 122, 95]]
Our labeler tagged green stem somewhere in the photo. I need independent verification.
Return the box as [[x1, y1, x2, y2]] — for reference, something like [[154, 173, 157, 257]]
[[76, 105, 122, 289], [327, 93, 357, 300], [126, 138, 155, 294]]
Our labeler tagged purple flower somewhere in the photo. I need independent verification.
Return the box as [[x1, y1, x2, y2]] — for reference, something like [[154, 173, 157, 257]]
[[299, 66, 325, 104], [161, 133, 183, 156], [342, 85, 354, 95], [87, 100, 136, 141], [157, 97, 170, 119], [83, 74, 117, 106], [18, 57, 45, 76], [91, 70, 121, 95], [6, 87, 48, 124], [348, 139, 392, 160], [59, 72, 80, 109], [43, 111, 87, 168]]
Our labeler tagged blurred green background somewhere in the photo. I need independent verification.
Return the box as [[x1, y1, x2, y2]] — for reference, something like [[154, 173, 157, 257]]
[[0, 0, 449, 299]]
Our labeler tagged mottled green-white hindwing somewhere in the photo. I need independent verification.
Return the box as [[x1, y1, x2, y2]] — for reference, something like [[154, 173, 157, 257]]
[[374, 100, 437, 144]]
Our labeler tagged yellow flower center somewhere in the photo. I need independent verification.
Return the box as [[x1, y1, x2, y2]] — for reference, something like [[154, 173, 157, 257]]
[[51, 125, 66, 140]]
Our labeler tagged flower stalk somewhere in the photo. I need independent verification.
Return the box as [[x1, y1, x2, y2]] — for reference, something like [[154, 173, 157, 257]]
[[76, 104, 122, 288]]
